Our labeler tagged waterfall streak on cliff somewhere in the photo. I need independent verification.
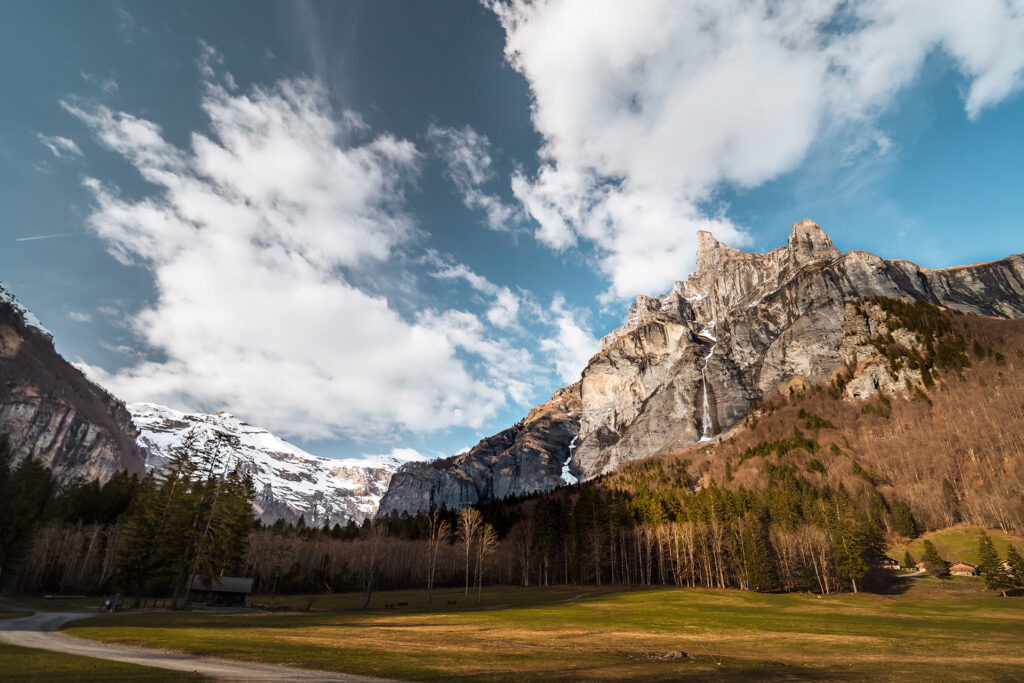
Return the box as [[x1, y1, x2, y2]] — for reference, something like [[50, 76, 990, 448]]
[[699, 323, 716, 441], [561, 435, 579, 485]]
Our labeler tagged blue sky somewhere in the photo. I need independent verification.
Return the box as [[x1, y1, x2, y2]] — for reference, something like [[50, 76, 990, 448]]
[[2, 1, 1023, 461]]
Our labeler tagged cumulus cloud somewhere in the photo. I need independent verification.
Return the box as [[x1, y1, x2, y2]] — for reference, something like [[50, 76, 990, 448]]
[[428, 124, 519, 232], [489, 0, 1024, 299], [68, 57, 536, 440], [37, 133, 83, 159], [539, 294, 598, 383]]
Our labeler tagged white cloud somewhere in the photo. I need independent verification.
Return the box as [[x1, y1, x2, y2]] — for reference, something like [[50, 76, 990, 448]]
[[80, 71, 119, 94], [426, 253, 522, 328], [427, 124, 518, 232], [539, 294, 598, 383], [489, 0, 1024, 300], [68, 311, 93, 323], [68, 59, 535, 440], [37, 133, 83, 159], [345, 447, 428, 468]]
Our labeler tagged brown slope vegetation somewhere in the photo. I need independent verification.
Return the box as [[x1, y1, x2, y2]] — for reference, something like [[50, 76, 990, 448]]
[[609, 307, 1024, 535]]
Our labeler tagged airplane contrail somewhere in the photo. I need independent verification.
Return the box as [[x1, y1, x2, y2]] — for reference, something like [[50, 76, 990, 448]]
[[14, 232, 81, 242]]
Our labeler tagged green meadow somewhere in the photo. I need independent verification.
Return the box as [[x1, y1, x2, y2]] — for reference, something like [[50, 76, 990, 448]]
[[64, 577, 1024, 682], [891, 525, 1024, 566]]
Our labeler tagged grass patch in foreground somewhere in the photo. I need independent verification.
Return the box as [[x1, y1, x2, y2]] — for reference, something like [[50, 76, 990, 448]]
[[66, 580, 1024, 682], [0, 642, 204, 682]]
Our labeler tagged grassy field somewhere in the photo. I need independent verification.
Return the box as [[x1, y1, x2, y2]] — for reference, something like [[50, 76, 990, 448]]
[[64, 578, 1024, 682], [0, 642, 204, 682], [890, 525, 1024, 565]]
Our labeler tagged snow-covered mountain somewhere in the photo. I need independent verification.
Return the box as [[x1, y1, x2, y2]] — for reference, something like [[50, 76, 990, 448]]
[[130, 403, 406, 527]]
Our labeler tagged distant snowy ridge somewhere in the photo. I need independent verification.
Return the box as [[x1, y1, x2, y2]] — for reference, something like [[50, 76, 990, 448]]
[[130, 403, 406, 526]]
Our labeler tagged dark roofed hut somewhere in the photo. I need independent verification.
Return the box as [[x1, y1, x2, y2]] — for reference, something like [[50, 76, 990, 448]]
[[189, 576, 254, 607]]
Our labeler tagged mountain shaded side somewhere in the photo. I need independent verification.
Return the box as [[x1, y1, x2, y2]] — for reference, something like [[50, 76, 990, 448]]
[[0, 284, 144, 481], [132, 403, 402, 527], [378, 383, 581, 516]]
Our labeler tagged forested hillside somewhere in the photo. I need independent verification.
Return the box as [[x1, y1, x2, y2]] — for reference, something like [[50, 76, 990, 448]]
[[242, 299, 1024, 597]]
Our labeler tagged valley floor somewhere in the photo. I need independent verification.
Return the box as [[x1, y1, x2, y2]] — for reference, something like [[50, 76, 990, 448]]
[[48, 577, 1024, 682]]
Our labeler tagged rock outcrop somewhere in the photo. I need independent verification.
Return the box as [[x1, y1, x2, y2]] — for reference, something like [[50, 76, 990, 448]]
[[380, 219, 1024, 512], [378, 383, 581, 516], [0, 284, 144, 481]]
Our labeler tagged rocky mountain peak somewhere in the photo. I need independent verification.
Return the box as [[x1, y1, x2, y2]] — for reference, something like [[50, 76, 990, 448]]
[[787, 218, 840, 263]]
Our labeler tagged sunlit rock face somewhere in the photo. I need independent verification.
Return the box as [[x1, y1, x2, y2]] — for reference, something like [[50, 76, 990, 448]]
[[380, 219, 1024, 513], [0, 284, 145, 482], [575, 219, 1024, 477]]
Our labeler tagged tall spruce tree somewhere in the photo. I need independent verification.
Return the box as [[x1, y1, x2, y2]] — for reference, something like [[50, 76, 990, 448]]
[[115, 429, 252, 604], [0, 438, 55, 584], [1005, 546, 1023, 587], [978, 531, 1014, 596], [890, 500, 917, 538], [742, 514, 778, 592], [921, 540, 949, 578]]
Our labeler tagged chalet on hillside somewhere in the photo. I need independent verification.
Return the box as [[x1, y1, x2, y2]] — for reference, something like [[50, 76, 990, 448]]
[[880, 557, 901, 570], [189, 576, 254, 607], [915, 560, 927, 572], [949, 561, 979, 577]]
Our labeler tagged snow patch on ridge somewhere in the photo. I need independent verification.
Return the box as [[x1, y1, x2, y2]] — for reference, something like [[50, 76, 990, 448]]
[[130, 402, 409, 526], [0, 283, 52, 341]]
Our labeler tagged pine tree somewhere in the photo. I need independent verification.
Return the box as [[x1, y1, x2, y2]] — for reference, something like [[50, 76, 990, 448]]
[[115, 429, 252, 602], [0, 445, 55, 582], [1005, 546, 1023, 587], [903, 550, 915, 569], [921, 540, 949, 578], [941, 479, 961, 523], [978, 531, 1014, 596], [890, 500, 917, 538], [742, 515, 778, 592]]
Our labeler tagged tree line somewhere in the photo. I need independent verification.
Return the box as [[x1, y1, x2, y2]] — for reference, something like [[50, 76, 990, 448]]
[[0, 432, 252, 603]]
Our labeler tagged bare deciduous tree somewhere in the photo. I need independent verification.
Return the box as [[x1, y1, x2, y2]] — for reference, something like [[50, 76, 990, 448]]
[[424, 510, 450, 604], [457, 507, 482, 599]]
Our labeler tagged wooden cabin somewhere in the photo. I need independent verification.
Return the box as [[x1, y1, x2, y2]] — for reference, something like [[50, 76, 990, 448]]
[[880, 557, 901, 570], [188, 576, 254, 607], [949, 561, 979, 577]]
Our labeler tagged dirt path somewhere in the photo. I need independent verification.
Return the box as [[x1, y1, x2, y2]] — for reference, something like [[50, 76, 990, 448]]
[[0, 610, 398, 682]]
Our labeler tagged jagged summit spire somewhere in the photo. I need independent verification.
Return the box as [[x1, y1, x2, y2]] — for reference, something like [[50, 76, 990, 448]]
[[788, 218, 839, 261], [695, 229, 736, 273]]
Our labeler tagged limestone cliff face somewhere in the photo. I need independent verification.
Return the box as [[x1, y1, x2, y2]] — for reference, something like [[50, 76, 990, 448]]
[[379, 219, 1024, 511], [575, 220, 1024, 476], [377, 383, 581, 516], [0, 285, 144, 481]]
